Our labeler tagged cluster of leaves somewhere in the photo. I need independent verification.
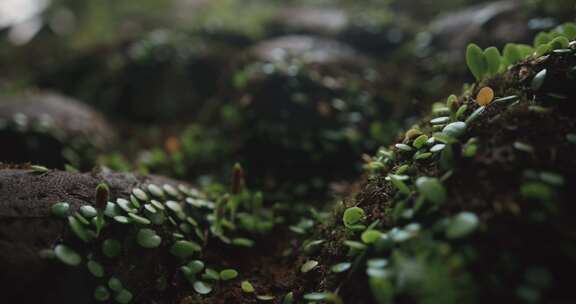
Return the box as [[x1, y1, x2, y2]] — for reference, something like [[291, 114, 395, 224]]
[[45, 164, 279, 302], [466, 22, 576, 80], [296, 32, 576, 303]]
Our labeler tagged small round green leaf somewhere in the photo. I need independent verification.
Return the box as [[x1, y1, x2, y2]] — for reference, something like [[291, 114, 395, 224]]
[[343, 207, 365, 227], [102, 239, 122, 258], [220, 269, 238, 281], [51, 202, 69, 218], [136, 229, 162, 248], [446, 212, 480, 239], [193, 281, 212, 295], [54, 244, 81, 266], [93, 286, 110, 301], [87, 260, 105, 277], [170, 240, 202, 258], [241, 281, 255, 293], [416, 177, 447, 204]]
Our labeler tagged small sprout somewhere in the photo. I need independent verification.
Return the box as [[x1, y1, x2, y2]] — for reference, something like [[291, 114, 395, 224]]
[[132, 188, 149, 201], [137, 228, 162, 248], [80, 205, 97, 218], [446, 212, 480, 239], [342, 207, 365, 228], [361, 230, 382, 244], [513, 141, 535, 153], [442, 121, 467, 138], [95, 183, 109, 209], [115, 289, 133, 303], [87, 260, 104, 277], [220, 269, 239, 281], [147, 184, 165, 199], [54, 244, 82, 266], [476, 87, 494, 106], [412, 134, 429, 149], [531, 69, 547, 91], [30, 165, 49, 173], [466, 43, 487, 80], [395, 143, 413, 152], [102, 239, 122, 258], [416, 177, 447, 204], [231, 163, 245, 194], [301, 260, 319, 273], [193, 281, 212, 295], [331, 262, 352, 273], [94, 286, 110, 302], [170, 240, 202, 258], [241, 281, 255, 293], [51, 202, 69, 218]]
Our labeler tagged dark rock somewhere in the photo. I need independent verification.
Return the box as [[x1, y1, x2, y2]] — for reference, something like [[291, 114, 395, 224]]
[[0, 92, 115, 169], [216, 35, 401, 197]]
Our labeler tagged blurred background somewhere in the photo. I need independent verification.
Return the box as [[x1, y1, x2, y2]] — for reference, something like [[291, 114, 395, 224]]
[[0, 0, 574, 200]]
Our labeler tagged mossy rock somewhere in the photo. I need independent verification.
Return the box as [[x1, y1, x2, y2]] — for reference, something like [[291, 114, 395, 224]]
[[0, 166, 284, 303], [289, 40, 576, 303], [0, 91, 115, 169], [217, 35, 403, 197], [35, 31, 232, 122]]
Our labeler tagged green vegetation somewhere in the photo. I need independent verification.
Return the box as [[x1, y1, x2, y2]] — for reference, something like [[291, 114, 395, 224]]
[[466, 22, 576, 80], [1, 1, 575, 303]]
